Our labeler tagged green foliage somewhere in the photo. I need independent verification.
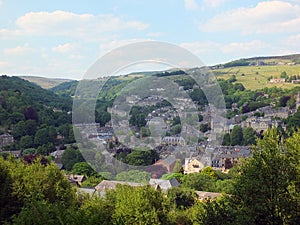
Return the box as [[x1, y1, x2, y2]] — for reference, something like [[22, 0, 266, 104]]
[[198, 114, 203, 122], [199, 123, 210, 133], [12, 120, 37, 140], [286, 110, 300, 129], [19, 135, 34, 149], [36, 142, 56, 155], [11, 159, 74, 206], [140, 126, 150, 137], [22, 148, 36, 155], [95, 109, 111, 126], [173, 76, 195, 90], [0, 156, 75, 223], [161, 172, 183, 181], [223, 59, 249, 68], [189, 89, 208, 106], [231, 129, 300, 224], [167, 187, 196, 209], [168, 124, 182, 135], [34, 126, 57, 147], [61, 147, 85, 170], [79, 195, 115, 225], [81, 176, 103, 188], [72, 162, 97, 177], [181, 173, 216, 192], [0, 157, 17, 223], [222, 133, 231, 146], [242, 127, 256, 145], [173, 159, 183, 173], [0, 76, 74, 152], [50, 80, 78, 97], [57, 124, 75, 144], [112, 185, 167, 225], [12, 201, 80, 225], [201, 166, 217, 178], [117, 148, 159, 166], [192, 196, 237, 225], [280, 71, 288, 79], [115, 170, 150, 183], [230, 125, 243, 146]]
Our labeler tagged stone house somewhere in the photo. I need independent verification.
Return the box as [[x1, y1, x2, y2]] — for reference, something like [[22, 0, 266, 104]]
[[149, 178, 180, 192], [162, 136, 185, 146], [66, 174, 86, 186], [269, 78, 285, 83], [184, 158, 204, 174], [0, 133, 14, 150]]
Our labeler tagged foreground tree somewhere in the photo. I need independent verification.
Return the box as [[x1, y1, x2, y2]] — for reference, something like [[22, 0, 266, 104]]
[[0, 156, 76, 224], [232, 129, 300, 224], [112, 185, 168, 225]]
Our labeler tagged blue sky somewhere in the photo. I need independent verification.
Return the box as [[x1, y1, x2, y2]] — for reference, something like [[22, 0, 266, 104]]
[[0, 0, 300, 79]]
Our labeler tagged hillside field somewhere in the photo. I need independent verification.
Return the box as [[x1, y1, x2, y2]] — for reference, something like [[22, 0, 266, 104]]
[[213, 65, 300, 90]]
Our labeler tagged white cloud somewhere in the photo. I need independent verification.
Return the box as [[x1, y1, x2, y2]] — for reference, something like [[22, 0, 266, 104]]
[[180, 41, 221, 55], [0, 61, 11, 68], [69, 54, 85, 60], [221, 40, 268, 54], [0, 10, 148, 40], [99, 38, 152, 56], [201, 1, 300, 34], [203, 0, 225, 8], [147, 32, 163, 37], [286, 34, 300, 44], [180, 40, 273, 65], [184, 0, 225, 10], [52, 43, 76, 53], [184, 0, 199, 10], [3, 44, 33, 55]]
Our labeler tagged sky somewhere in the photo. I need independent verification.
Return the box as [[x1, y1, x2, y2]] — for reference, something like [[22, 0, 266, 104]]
[[0, 0, 300, 79]]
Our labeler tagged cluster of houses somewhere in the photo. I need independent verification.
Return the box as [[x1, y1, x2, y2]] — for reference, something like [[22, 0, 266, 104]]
[[73, 94, 297, 176], [227, 105, 292, 134]]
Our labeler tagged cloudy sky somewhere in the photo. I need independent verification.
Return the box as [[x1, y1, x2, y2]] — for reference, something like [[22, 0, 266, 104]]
[[0, 0, 300, 79]]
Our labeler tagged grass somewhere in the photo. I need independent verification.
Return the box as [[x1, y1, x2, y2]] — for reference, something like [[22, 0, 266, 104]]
[[213, 65, 300, 90]]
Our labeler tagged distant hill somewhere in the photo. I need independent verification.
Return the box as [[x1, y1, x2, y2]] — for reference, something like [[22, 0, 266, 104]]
[[50, 80, 78, 97], [48, 53, 300, 95], [213, 54, 300, 68], [20, 76, 73, 89], [0, 75, 72, 110]]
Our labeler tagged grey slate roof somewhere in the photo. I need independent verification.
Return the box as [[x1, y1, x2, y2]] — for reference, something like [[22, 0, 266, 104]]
[[149, 178, 180, 192]]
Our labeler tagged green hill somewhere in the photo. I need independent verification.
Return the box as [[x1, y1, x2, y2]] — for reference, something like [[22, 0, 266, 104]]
[[0, 75, 72, 110], [0, 76, 72, 134], [50, 80, 78, 97], [20, 76, 72, 89]]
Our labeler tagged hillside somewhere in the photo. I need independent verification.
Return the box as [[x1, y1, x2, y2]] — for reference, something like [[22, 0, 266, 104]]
[[212, 64, 300, 90], [20, 76, 72, 89], [0, 76, 72, 131], [215, 54, 300, 68], [50, 80, 78, 97], [211, 54, 300, 90], [0, 75, 72, 110]]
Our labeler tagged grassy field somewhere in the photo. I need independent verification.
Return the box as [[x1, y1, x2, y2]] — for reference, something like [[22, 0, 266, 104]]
[[213, 65, 300, 90]]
